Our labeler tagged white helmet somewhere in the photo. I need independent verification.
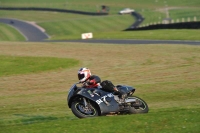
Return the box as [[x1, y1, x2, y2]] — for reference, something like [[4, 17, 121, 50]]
[[78, 67, 91, 82]]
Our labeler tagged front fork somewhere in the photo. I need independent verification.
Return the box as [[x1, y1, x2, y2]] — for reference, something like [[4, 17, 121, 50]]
[[83, 97, 88, 107]]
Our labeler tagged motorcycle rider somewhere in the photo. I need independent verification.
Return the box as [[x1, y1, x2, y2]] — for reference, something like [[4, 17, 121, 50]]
[[78, 67, 101, 88], [77, 67, 127, 100]]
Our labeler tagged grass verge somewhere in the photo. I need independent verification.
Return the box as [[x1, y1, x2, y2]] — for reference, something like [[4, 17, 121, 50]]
[[0, 23, 25, 41], [0, 42, 199, 133], [0, 55, 80, 77]]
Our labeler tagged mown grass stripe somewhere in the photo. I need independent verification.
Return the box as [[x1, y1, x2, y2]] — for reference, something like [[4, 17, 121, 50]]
[[0, 55, 80, 77], [0, 23, 25, 41]]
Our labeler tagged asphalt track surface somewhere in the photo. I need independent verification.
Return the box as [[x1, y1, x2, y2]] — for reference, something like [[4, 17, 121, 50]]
[[51, 39, 200, 45], [0, 18, 200, 45], [0, 18, 49, 41]]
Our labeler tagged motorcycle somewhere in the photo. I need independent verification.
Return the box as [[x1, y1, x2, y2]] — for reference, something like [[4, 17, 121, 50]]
[[67, 81, 149, 118]]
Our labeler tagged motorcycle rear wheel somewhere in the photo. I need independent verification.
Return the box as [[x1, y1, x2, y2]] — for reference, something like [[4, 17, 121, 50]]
[[71, 100, 99, 118], [128, 96, 149, 114]]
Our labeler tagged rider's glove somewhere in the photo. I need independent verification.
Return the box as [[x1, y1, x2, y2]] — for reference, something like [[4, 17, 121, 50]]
[[83, 81, 89, 86]]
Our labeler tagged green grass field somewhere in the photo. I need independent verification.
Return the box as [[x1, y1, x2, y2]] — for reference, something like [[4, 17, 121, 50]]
[[0, 0, 200, 41], [0, 42, 199, 133], [0, 23, 25, 41], [0, 55, 79, 77]]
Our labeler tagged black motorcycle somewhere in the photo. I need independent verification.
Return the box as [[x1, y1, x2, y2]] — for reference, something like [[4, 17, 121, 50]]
[[67, 81, 149, 118]]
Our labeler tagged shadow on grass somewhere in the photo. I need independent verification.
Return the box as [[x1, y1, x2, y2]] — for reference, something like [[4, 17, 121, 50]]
[[14, 114, 58, 125]]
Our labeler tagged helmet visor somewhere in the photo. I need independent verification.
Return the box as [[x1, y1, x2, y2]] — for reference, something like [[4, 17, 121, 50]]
[[78, 73, 85, 80]]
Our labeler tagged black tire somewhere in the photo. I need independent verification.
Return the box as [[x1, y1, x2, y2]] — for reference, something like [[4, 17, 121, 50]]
[[128, 96, 149, 114], [71, 100, 99, 118]]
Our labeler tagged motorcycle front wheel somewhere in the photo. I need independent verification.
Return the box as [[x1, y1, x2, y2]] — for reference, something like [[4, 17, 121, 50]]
[[128, 96, 149, 114], [71, 100, 99, 118]]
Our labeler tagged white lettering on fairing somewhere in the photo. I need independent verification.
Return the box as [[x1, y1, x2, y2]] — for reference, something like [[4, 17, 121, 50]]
[[96, 93, 114, 104]]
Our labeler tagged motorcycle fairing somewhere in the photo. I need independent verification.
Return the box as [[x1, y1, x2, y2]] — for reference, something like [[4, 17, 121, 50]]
[[67, 85, 119, 115]]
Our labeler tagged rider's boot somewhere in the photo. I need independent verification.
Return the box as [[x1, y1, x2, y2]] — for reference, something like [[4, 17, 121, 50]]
[[118, 93, 127, 103], [119, 93, 127, 100], [113, 87, 127, 103]]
